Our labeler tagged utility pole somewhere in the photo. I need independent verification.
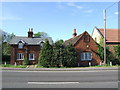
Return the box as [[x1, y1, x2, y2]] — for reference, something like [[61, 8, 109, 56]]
[[104, 9, 106, 65]]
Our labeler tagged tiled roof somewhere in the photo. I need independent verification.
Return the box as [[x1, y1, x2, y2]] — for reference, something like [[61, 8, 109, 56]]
[[97, 28, 120, 42], [64, 31, 87, 46], [9, 36, 53, 45]]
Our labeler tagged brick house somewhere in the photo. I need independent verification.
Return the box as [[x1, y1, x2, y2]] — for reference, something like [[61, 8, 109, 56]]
[[9, 28, 53, 65], [64, 29, 101, 66], [92, 26, 120, 53]]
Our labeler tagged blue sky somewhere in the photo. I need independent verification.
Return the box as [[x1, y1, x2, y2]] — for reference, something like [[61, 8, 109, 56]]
[[1, 2, 118, 42]]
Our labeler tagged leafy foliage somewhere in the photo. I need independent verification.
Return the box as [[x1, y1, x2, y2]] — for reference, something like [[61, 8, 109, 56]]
[[38, 39, 53, 67], [62, 44, 77, 67], [34, 32, 49, 38], [114, 45, 120, 58], [38, 39, 77, 67], [2, 33, 15, 63], [23, 58, 29, 65], [52, 40, 64, 67], [113, 45, 120, 65], [97, 38, 116, 64]]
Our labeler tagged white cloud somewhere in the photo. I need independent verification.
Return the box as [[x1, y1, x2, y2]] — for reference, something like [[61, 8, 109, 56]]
[[67, 2, 75, 6], [114, 12, 119, 15], [66, 2, 83, 9], [0, 16, 22, 20], [84, 10, 93, 13], [76, 6, 83, 9]]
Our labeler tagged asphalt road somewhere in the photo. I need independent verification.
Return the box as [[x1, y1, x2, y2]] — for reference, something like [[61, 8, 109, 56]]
[[2, 70, 119, 88]]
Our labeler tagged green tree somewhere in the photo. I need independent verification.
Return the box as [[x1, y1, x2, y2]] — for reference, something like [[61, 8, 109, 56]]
[[114, 45, 120, 58], [52, 40, 64, 67], [97, 38, 115, 64], [38, 39, 53, 67], [2, 33, 15, 63], [113, 45, 120, 65], [34, 32, 49, 38], [23, 58, 29, 65], [2, 33, 15, 55], [63, 44, 77, 67]]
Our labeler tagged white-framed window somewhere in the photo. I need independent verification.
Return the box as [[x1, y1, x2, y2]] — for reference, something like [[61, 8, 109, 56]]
[[81, 52, 92, 61], [29, 53, 34, 60], [18, 43, 23, 49], [17, 53, 24, 60]]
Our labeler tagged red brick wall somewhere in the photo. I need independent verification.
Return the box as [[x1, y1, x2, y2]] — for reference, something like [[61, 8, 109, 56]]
[[75, 32, 101, 66], [10, 45, 40, 65]]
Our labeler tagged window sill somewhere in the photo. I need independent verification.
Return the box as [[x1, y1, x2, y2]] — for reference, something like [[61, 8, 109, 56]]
[[81, 59, 92, 61], [29, 59, 35, 61], [17, 59, 24, 60]]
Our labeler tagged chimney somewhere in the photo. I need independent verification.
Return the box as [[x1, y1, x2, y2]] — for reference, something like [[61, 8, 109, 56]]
[[72, 29, 77, 38], [28, 28, 33, 38]]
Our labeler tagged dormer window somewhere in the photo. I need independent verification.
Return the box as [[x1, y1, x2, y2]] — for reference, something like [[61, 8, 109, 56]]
[[18, 43, 23, 49], [40, 41, 44, 48]]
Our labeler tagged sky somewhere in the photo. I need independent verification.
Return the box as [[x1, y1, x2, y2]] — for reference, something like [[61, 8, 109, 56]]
[[0, 2, 118, 42]]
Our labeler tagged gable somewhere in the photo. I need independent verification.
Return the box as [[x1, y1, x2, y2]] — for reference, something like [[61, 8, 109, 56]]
[[92, 27, 104, 43], [17, 39, 26, 44], [64, 31, 95, 47]]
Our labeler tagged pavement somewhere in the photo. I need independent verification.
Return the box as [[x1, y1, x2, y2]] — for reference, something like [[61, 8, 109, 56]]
[[2, 69, 119, 88], [1, 66, 119, 71]]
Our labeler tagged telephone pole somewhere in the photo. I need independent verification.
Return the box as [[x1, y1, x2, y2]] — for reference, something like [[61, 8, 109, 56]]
[[104, 9, 106, 65]]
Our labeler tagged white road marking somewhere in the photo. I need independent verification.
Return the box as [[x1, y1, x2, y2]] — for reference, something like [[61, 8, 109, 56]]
[[28, 82, 80, 85]]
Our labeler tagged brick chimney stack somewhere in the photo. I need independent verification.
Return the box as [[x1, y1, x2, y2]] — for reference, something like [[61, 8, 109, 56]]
[[72, 29, 77, 38], [28, 28, 33, 38]]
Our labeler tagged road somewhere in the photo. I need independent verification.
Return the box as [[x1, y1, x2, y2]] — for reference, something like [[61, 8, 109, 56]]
[[2, 70, 119, 88]]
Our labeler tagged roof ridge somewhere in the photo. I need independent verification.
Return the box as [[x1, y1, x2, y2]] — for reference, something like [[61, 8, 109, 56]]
[[98, 28, 120, 30]]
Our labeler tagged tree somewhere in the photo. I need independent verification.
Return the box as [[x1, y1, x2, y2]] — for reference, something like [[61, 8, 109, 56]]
[[34, 32, 49, 38], [113, 45, 120, 65], [38, 39, 53, 67], [2, 32, 15, 63], [63, 44, 77, 67], [52, 40, 64, 67], [114, 45, 120, 58], [97, 38, 115, 64], [2, 33, 15, 56], [23, 58, 29, 65]]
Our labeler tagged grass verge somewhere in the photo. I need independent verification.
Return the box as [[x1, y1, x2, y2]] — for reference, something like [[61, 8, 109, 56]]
[[0, 64, 119, 68], [1, 64, 27, 68]]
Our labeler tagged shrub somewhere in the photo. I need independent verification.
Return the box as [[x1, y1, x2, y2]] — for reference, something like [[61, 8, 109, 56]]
[[23, 58, 29, 65]]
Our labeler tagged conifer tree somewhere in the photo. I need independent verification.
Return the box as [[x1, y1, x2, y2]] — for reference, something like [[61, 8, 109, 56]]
[[63, 44, 77, 67], [52, 40, 64, 67], [38, 39, 53, 67]]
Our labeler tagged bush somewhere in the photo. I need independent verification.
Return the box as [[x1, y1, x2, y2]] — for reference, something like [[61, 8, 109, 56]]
[[2, 55, 10, 64], [23, 58, 29, 65]]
